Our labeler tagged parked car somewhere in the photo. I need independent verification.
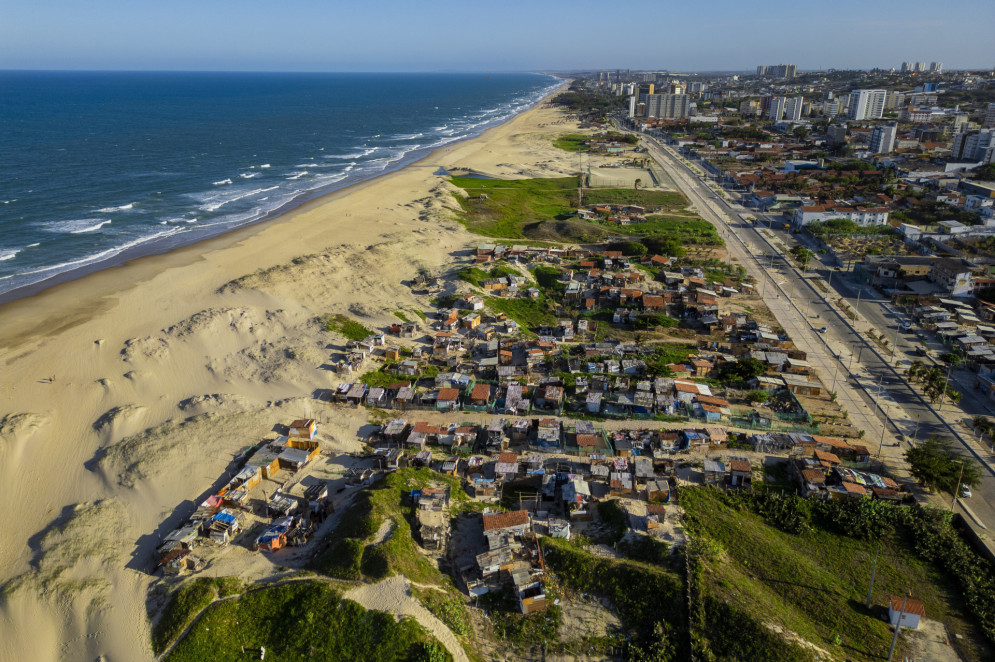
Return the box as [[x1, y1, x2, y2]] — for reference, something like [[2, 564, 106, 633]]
[[960, 486, 972, 499], [901, 321, 913, 331], [915, 346, 928, 356], [818, 326, 828, 333]]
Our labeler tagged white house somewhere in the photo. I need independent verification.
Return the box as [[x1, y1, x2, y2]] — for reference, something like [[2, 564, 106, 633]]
[[792, 204, 889, 228], [888, 596, 925, 630]]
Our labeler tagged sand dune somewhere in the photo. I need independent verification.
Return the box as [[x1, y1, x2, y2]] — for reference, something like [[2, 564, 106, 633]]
[[0, 94, 591, 661]]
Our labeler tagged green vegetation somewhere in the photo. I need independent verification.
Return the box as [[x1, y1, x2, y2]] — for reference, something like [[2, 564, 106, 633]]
[[893, 200, 981, 227], [646, 343, 697, 376], [394, 311, 410, 322], [596, 499, 628, 544], [411, 588, 471, 636], [326, 313, 373, 341], [906, 359, 961, 404], [164, 581, 452, 662], [583, 189, 686, 209], [482, 585, 562, 650], [681, 487, 995, 661], [552, 134, 591, 152], [633, 313, 680, 330], [360, 369, 403, 389], [450, 176, 688, 240], [485, 295, 556, 331], [746, 390, 770, 404], [807, 217, 895, 240], [789, 245, 815, 270], [311, 468, 468, 585], [715, 357, 768, 386], [153, 577, 243, 655], [412, 309, 427, 321], [905, 437, 982, 495], [552, 86, 627, 117], [457, 262, 520, 288], [452, 176, 578, 238], [626, 215, 722, 245]]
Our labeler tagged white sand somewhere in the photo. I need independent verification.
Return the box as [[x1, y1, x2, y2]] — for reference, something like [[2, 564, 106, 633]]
[[0, 93, 593, 661]]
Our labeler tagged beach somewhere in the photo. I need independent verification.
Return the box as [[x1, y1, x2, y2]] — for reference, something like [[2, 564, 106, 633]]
[[0, 89, 584, 661]]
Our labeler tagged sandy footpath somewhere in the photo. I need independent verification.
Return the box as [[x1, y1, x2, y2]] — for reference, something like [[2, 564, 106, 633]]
[[0, 87, 593, 661]]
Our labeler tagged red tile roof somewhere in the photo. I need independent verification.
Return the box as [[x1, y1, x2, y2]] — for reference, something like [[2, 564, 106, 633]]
[[889, 596, 925, 617], [482, 509, 530, 532]]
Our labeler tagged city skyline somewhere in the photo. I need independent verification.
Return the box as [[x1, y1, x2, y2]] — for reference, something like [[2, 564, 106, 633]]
[[1, 0, 993, 72]]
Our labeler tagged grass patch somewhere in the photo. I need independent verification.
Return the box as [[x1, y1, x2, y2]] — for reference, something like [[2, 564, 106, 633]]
[[457, 262, 521, 288], [583, 188, 687, 210], [553, 134, 591, 152], [360, 369, 403, 389], [326, 313, 373, 341], [484, 296, 556, 332], [619, 215, 722, 244], [681, 487, 994, 662], [412, 309, 427, 321], [412, 588, 472, 636], [152, 577, 243, 654], [394, 311, 409, 322], [310, 468, 469, 585], [451, 175, 688, 240], [164, 581, 451, 662]]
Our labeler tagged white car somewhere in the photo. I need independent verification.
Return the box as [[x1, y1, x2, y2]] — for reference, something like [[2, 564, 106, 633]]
[[960, 486, 972, 499], [901, 321, 913, 331]]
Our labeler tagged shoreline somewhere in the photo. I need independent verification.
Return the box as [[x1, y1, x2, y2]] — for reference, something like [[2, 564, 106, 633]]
[[0, 79, 564, 308], [0, 85, 590, 662]]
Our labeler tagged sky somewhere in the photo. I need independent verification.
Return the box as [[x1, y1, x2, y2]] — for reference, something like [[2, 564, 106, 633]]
[[1, 0, 993, 72]]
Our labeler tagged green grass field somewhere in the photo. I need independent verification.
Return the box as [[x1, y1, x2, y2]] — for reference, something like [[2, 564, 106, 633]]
[[450, 176, 688, 240], [310, 468, 469, 585], [680, 487, 993, 662], [552, 134, 590, 152], [326, 313, 372, 341], [620, 215, 722, 244], [164, 581, 450, 662], [484, 295, 557, 332]]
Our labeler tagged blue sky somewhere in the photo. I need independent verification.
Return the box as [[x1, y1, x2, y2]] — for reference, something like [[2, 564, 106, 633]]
[[2, 0, 992, 72]]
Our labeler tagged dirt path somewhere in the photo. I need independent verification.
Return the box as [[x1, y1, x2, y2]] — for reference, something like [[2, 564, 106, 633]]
[[345, 575, 469, 662]]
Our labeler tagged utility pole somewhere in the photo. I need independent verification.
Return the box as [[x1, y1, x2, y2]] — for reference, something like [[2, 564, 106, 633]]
[[911, 413, 921, 446], [950, 460, 965, 512], [937, 362, 954, 412], [887, 594, 909, 662], [865, 545, 880, 608]]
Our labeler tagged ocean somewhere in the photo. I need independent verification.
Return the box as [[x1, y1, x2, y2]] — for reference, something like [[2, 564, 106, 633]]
[[0, 71, 560, 301]]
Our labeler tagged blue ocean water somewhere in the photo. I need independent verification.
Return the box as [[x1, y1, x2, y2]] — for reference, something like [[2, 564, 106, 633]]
[[0, 71, 560, 299]]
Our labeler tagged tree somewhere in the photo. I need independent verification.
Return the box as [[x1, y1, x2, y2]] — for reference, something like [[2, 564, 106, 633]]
[[745, 390, 769, 404], [634, 177, 642, 190], [716, 357, 768, 385], [789, 245, 814, 270], [905, 437, 982, 494]]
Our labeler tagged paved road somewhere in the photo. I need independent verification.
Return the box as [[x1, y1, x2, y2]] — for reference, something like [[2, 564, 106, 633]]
[[639, 134, 995, 535]]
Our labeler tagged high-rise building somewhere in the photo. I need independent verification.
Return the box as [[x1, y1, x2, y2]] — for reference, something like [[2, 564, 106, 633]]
[[756, 64, 796, 79], [769, 96, 787, 121], [848, 90, 887, 121], [645, 94, 690, 119], [915, 62, 927, 72], [784, 96, 804, 121], [901, 62, 914, 73], [951, 129, 995, 163], [884, 91, 906, 110], [869, 123, 897, 154], [827, 125, 847, 146], [930, 62, 943, 73], [823, 100, 840, 117], [739, 99, 761, 116], [984, 103, 995, 129]]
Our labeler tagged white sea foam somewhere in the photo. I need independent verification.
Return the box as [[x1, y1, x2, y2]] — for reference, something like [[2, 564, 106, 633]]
[[18, 228, 186, 277], [213, 178, 232, 186], [323, 147, 376, 160], [26, 243, 40, 248], [44, 218, 113, 234], [95, 203, 135, 213], [258, 164, 271, 168], [240, 172, 261, 179], [194, 186, 280, 213], [394, 132, 424, 140], [0, 249, 19, 261], [286, 171, 308, 180]]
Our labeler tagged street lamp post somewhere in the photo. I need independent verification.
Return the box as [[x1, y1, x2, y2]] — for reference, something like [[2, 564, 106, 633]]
[[911, 413, 921, 446], [936, 362, 954, 412], [950, 460, 966, 512]]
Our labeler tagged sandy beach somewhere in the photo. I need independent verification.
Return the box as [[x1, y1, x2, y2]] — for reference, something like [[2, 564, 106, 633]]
[[0, 89, 593, 661]]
